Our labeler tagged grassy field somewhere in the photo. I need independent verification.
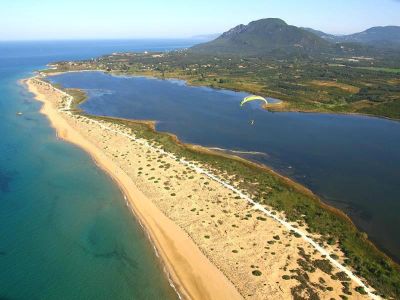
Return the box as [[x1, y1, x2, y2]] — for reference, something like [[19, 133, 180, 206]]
[[355, 67, 400, 74]]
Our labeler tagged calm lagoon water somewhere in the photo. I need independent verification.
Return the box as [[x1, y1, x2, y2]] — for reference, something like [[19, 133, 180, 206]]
[[50, 71, 400, 262], [0, 40, 196, 299]]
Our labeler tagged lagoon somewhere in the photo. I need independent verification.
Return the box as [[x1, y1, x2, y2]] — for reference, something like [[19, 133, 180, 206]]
[[50, 71, 400, 261]]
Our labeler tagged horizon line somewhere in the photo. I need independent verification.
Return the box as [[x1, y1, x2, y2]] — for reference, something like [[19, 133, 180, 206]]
[[1, 20, 399, 42]]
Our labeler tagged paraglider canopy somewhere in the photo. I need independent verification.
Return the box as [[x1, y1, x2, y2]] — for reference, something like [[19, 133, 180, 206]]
[[240, 95, 268, 106]]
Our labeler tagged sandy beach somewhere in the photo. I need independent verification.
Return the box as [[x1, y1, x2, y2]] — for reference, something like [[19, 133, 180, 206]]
[[26, 76, 374, 300], [26, 77, 242, 300]]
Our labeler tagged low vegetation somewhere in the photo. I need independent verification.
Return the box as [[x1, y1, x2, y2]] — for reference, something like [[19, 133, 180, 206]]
[[78, 113, 400, 298]]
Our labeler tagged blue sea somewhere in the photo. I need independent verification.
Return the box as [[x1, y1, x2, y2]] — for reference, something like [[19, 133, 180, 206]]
[[0, 40, 195, 300]]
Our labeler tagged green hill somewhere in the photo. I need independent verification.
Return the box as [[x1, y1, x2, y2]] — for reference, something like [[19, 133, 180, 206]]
[[190, 18, 332, 56]]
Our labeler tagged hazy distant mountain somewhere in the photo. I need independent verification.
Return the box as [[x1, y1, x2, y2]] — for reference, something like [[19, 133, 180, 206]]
[[191, 18, 331, 56], [304, 26, 400, 47], [191, 33, 221, 41], [300, 27, 338, 41], [340, 26, 400, 46]]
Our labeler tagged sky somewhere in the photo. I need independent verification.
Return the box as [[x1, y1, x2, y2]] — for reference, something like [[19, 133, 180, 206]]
[[0, 0, 400, 40]]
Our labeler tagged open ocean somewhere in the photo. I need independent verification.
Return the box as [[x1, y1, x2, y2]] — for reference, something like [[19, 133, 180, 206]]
[[0, 40, 196, 300]]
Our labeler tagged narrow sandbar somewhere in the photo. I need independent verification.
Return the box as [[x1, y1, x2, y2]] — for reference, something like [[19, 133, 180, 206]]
[[26, 76, 377, 299], [26, 77, 243, 300]]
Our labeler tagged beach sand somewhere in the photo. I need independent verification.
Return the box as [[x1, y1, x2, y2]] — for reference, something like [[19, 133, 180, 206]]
[[26, 77, 372, 300]]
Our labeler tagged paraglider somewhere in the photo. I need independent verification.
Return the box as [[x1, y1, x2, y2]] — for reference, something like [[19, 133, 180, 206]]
[[240, 95, 268, 107], [240, 95, 269, 126], [240, 95, 268, 126]]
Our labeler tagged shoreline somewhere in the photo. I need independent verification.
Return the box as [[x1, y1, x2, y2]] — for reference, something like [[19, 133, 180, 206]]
[[25, 74, 400, 299], [25, 77, 243, 300]]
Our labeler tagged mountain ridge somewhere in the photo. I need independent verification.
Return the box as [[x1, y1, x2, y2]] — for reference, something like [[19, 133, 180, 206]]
[[191, 19, 400, 57], [190, 18, 332, 56]]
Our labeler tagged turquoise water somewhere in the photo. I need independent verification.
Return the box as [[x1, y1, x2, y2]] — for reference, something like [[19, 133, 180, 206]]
[[0, 41, 195, 299], [50, 72, 400, 262]]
